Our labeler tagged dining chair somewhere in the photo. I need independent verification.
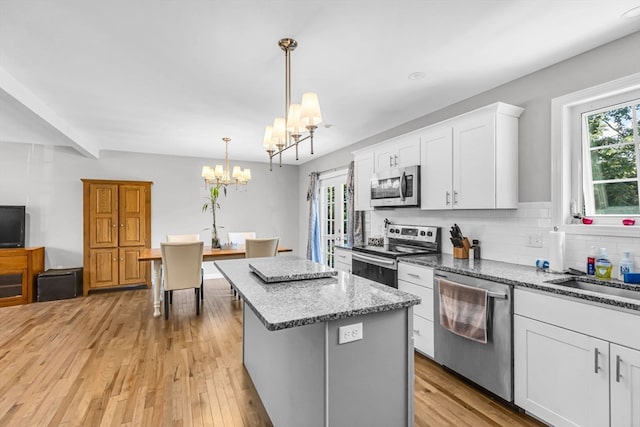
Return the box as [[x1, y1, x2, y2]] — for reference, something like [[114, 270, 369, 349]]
[[245, 237, 280, 258], [166, 234, 204, 300], [227, 231, 256, 246], [160, 241, 204, 320]]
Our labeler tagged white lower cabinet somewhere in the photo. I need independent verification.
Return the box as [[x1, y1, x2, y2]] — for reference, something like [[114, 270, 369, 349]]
[[514, 289, 640, 427], [610, 343, 640, 427], [334, 247, 352, 274], [514, 315, 609, 427], [398, 262, 434, 358]]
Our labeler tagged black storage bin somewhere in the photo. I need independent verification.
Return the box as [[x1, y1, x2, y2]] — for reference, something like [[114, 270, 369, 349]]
[[37, 268, 83, 302]]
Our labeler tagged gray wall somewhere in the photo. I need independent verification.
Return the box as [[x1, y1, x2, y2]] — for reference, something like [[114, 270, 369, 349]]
[[0, 142, 299, 270], [297, 31, 640, 251]]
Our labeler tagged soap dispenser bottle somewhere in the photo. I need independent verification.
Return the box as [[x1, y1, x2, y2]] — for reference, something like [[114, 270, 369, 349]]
[[594, 248, 612, 280], [619, 251, 634, 280]]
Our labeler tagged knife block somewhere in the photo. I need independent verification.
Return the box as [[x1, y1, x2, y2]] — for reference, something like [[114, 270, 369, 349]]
[[453, 238, 471, 259]]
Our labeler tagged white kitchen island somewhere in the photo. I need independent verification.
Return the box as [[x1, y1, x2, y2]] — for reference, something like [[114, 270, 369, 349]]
[[215, 255, 420, 427]]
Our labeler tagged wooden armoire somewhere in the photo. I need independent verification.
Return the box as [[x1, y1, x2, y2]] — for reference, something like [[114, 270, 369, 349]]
[[82, 179, 152, 296]]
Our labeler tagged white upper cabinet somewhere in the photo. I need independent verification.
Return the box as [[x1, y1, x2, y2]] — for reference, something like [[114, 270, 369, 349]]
[[353, 149, 374, 211], [420, 102, 524, 210], [419, 124, 453, 209], [374, 133, 421, 172]]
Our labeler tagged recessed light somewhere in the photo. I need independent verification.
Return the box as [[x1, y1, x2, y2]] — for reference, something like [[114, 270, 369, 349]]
[[621, 5, 640, 18], [408, 72, 426, 81]]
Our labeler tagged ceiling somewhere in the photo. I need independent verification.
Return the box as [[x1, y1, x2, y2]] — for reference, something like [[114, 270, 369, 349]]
[[1, 1, 639, 165]]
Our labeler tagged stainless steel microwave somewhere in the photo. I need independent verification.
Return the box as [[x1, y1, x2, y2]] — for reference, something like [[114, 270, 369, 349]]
[[370, 165, 420, 208]]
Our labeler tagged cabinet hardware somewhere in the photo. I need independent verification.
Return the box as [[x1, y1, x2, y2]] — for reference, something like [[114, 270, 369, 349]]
[[453, 191, 459, 205], [408, 273, 420, 278], [616, 355, 622, 382], [594, 348, 600, 373], [413, 329, 421, 336], [446, 191, 451, 205], [389, 156, 393, 167], [394, 154, 398, 166]]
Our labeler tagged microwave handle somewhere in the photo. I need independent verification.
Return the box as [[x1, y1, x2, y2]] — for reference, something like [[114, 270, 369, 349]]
[[399, 171, 406, 201]]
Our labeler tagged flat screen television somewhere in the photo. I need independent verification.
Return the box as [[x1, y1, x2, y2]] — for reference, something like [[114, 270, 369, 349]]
[[0, 206, 26, 248]]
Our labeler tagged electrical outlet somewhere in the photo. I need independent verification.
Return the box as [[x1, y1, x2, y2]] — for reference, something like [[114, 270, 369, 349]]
[[338, 323, 363, 344], [526, 232, 543, 248]]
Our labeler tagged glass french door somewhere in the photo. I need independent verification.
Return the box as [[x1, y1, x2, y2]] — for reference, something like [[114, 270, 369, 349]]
[[320, 173, 347, 267]]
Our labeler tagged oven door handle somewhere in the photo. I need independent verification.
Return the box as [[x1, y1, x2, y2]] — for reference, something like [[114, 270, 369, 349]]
[[352, 252, 397, 267]]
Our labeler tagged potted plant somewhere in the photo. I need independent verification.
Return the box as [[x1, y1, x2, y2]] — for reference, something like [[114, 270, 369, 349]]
[[202, 183, 226, 249]]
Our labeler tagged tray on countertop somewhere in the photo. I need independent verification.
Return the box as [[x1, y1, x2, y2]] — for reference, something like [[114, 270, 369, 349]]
[[249, 258, 338, 283]]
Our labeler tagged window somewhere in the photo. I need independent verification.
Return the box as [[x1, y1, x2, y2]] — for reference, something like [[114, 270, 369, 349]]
[[551, 72, 640, 233], [582, 100, 640, 216], [319, 172, 347, 267]]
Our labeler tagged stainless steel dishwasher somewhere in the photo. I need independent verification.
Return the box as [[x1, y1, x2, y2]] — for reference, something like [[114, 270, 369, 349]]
[[433, 269, 514, 402]]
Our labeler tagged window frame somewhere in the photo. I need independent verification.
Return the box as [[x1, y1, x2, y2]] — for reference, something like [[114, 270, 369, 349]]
[[580, 97, 640, 218], [551, 72, 640, 237]]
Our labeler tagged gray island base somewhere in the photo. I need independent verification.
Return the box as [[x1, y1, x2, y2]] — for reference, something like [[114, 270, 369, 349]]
[[215, 256, 420, 427]]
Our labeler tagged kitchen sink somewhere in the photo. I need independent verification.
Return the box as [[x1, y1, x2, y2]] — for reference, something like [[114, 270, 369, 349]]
[[545, 278, 640, 301]]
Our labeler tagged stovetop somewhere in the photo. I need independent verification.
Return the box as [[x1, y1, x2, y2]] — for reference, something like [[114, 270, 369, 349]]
[[352, 224, 441, 259], [352, 244, 438, 259]]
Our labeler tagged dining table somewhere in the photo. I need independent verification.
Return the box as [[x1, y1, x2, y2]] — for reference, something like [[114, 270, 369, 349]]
[[139, 245, 293, 317]]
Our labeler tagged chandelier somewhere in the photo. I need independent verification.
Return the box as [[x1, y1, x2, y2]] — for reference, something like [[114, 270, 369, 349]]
[[262, 38, 322, 171], [201, 137, 251, 187]]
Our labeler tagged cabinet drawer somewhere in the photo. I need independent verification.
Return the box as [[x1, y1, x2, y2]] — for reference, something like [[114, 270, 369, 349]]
[[334, 248, 352, 265], [399, 280, 433, 321], [398, 263, 433, 287], [0, 255, 28, 271], [335, 261, 351, 274], [413, 315, 434, 358]]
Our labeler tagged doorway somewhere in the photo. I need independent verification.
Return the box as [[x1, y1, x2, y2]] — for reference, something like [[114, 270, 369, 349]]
[[319, 171, 347, 267]]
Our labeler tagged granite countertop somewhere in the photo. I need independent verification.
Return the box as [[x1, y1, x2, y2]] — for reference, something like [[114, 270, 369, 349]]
[[400, 254, 640, 313], [215, 255, 420, 331]]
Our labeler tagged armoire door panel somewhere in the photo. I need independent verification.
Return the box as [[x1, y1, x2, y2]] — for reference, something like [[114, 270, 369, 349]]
[[90, 249, 118, 288], [89, 184, 118, 248], [119, 185, 146, 247], [119, 247, 146, 285]]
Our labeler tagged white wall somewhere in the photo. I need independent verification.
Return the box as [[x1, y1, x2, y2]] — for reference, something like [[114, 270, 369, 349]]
[[298, 32, 640, 268], [0, 142, 299, 271]]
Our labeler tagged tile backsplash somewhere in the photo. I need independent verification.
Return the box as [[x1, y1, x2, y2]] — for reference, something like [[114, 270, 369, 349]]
[[366, 202, 638, 274]]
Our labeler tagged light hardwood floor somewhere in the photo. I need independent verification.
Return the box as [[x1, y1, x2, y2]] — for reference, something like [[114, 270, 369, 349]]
[[0, 279, 544, 426]]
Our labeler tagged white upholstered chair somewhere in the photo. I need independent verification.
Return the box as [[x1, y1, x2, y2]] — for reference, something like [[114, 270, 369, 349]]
[[227, 231, 256, 246], [166, 234, 204, 300], [245, 238, 280, 258], [160, 241, 204, 320]]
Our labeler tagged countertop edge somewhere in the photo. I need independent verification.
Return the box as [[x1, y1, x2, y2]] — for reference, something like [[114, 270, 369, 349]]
[[399, 255, 640, 313]]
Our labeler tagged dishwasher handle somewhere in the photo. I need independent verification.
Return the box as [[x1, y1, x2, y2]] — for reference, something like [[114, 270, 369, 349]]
[[435, 272, 508, 299]]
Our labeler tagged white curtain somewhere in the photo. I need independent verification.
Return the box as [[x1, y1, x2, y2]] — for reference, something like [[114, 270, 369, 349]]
[[306, 172, 321, 261], [346, 161, 363, 247]]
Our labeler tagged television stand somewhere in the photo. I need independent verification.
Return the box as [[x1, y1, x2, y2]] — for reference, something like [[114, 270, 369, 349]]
[[0, 247, 45, 307]]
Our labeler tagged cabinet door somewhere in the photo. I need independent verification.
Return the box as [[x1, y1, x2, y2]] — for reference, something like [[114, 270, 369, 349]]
[[374, 146, 396, 172], [412, 314, 434, 358], [354, 152, 374, 211], [610, 344, 640, 427], [453, 111, 495, 209], [395, 136, 420, 168], [90, 248, 119, 288], [119, 247, 146, 285], [89, 184, 119, 248], [119, 185, 147, 247], [420, 125, 453, 210], [514, 315, 609, 427]]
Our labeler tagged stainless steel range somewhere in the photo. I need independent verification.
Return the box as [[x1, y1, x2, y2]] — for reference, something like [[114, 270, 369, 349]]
[[351, 225, 441, 288]]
